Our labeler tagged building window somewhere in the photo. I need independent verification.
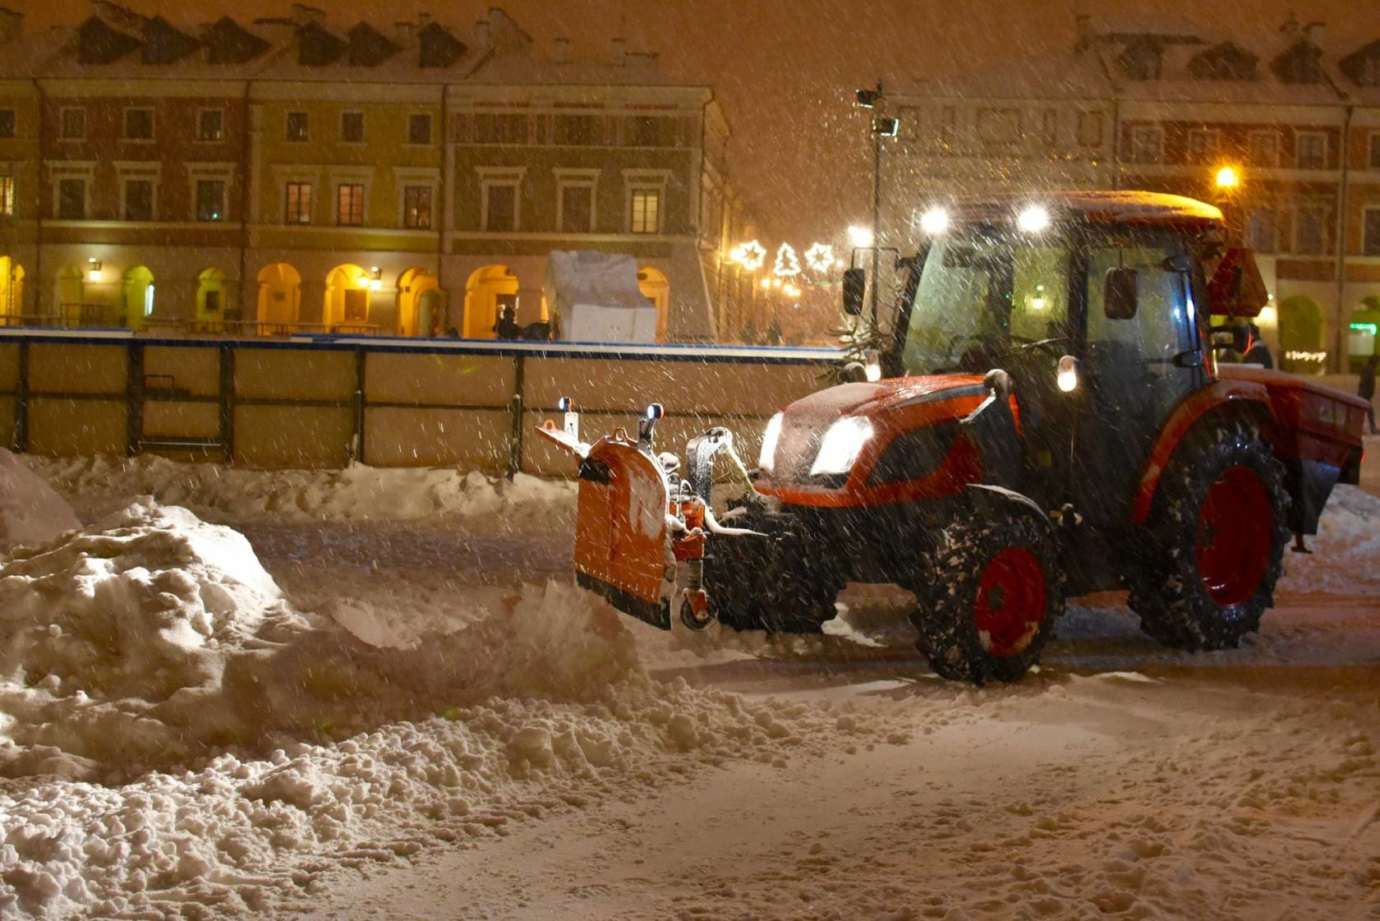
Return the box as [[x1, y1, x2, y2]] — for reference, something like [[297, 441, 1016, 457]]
[[976, 108, 1020, 145], [57, 178, 85, 219], [123, 108, 154, 141], [554, 114, 601, 146], [1293, 206, 1325, 255], [1295, 131, 1327, 169], [1126, 125, 1163, 163], [1370, 133, 1380, 170], [1245, 208, 1277, 254], [286, 111, 309, 142], [1248, 130, 1279, 167], [407, 113, 432, 145], [938, 106, 957, 148], [197, 109, 224, 142], [0, 110, 13, 139], [0, 176, 13, 216], [629, 188, 661, 234], [123, 179, 154, 221], [285, 181, 313, 224], [474, 113, 527, 144], [1040, 109, 1058, 146], [1363, 208, 1380, 256], [60, 108, 85, 140], [1186, 129, 1219, 164], [341, 111, 365, 144], [336, 183, 365, 226], [196, 180, 225, 222], [1076, 111, 1103, 147], [560, 184, 594, 232], [402, 185, 432, 229], [483, 183, 518, 231]]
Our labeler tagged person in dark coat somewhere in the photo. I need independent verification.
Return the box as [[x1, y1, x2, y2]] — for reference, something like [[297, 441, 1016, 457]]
[[1360, 354, 1379, 435], [1242, 323, 1273, 369]]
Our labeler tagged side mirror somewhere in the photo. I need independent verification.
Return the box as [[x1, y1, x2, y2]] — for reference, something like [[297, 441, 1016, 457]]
[[1104, 267, 1139, 320], [841, 268, 866, 316]]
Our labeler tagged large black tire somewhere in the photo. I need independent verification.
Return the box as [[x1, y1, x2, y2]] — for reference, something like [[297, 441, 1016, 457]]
[[909, 493, 1065, 684], [708, 510, 843, 634], [1126, 420, 1289, 651]]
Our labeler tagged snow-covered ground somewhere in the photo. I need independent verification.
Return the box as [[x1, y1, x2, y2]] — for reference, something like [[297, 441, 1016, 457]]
[[2, 451, 1378, 920]]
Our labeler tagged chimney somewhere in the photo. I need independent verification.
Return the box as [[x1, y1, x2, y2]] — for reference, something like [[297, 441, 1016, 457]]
[[0, 7, 22, 44], [553, 36, 570, 64], [610, 36, 626, 67], [1303, 21, 1325, 47], [473, 17, 491, 47]]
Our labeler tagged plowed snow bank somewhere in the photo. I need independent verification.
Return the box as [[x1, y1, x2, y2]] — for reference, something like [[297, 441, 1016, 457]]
[[0, 449, 80, 554]]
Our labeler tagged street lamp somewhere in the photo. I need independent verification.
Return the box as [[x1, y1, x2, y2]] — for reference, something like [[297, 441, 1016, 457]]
[[1214, 164, 1241, 191], [854, 80, 901, 328]]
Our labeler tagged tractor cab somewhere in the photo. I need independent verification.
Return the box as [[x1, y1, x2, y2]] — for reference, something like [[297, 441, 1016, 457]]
[[842, 192, 1253, 536]]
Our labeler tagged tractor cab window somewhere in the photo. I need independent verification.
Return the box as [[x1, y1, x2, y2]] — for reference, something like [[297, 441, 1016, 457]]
[[901, 232, 1071, 375]]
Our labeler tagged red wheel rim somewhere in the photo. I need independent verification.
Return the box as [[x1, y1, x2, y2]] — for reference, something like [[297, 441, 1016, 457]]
[[974, 547, 1047, 657], [1195, 465, 1272, 607]]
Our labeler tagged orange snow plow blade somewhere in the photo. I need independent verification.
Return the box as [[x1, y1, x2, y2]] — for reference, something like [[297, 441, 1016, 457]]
[[537, 423, 672, 628]]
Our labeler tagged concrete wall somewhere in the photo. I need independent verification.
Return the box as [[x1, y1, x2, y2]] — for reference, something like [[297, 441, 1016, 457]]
[[0, 331, 836, 472]]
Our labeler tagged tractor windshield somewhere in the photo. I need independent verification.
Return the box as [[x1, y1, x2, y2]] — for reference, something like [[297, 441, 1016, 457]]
[[901, 231, 1072, 375]]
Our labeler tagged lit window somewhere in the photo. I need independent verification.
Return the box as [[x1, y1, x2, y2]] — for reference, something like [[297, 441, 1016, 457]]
[[286, 111, 309, 142], [196, 180, 225, 222], [630, 188, 660, 234], [124, 108, 154, 141], [0, 176, 13, 216], [402, 185, 432, 229], [336, 183, 365, 226], [341, 112, 365, 144], [285, 181, 312, 224]]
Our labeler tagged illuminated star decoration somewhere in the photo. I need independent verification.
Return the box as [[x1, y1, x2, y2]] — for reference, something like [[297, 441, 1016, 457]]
[[803, 243, 835, 274], [732, 240, 767, 271], [772, 242, 801, 278]]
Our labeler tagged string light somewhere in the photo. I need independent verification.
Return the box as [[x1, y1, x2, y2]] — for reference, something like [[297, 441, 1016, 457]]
[[804, 243, 835, 274], [732, 240, 766, 272], [772, 243, 801, 278]]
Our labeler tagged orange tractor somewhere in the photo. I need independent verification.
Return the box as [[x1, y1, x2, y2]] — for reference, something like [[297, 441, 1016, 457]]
[[538, 192, 1368, 684]]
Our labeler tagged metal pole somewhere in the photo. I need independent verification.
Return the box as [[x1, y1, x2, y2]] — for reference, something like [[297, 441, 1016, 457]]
[[869, 81, 883, 329]]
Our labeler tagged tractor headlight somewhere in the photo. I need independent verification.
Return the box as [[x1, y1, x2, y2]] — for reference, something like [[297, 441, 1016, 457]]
[[810, 417, 874, 476], [758, 412, 784, 473]]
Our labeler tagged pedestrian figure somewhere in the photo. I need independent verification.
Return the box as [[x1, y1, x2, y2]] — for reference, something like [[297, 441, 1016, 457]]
[[1360, 354, 1379, 435], [1243, 323, 1273, 369], [493, 305, 521, 339]]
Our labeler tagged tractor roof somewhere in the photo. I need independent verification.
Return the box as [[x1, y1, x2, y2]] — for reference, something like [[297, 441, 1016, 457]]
[[951, 191, 1224, 227]]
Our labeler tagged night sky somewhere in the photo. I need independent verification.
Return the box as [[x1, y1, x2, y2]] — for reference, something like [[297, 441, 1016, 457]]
[[28, 0, 1367, 246]]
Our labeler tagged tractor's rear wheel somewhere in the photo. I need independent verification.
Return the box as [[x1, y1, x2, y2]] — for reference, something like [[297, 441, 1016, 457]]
[[1126, 421, 1289, 651], [708, 510, 842, 634], [909, 497, 1064, 684]]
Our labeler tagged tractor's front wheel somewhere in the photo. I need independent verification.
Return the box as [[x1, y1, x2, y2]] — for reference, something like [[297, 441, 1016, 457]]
[[1126, 421, 1289, 650], [910, 495, 1064, 684]]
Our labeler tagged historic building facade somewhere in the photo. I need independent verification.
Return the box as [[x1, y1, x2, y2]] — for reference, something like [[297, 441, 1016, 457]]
[[0, 3, 744, 342], [884, 15, 1380, 373]]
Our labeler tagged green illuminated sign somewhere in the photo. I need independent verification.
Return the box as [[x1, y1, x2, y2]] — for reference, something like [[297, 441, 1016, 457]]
[[1351, 322, 1378, 335]]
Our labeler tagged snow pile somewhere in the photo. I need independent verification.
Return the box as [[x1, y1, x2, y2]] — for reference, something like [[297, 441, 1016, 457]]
[[24, 454, 574, 528], [0, 449, 81, 555], [1280, 485, 1380, 595]]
